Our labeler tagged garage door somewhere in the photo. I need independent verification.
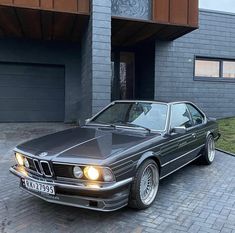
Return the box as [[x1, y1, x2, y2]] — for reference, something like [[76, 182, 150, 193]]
[[0, 63, 65, 122]]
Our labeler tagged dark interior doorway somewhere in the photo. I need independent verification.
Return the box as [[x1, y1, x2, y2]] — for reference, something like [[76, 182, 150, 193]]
[[111, 41, 155, 101]]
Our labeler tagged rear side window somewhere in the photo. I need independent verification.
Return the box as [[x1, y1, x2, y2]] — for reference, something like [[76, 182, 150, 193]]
[[187, 104, 204, 126], [170, 104, 193, 129]]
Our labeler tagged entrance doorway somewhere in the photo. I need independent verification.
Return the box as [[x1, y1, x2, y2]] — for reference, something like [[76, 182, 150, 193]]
[[111, 51, 135, 101], [111, 41, 155, 101]]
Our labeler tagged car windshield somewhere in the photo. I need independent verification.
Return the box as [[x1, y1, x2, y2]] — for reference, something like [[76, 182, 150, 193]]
[[90, 102, 168, 131]]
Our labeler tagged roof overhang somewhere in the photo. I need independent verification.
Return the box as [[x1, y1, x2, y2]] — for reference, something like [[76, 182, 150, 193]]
[[112, 16, 197, 47], [0, 5, 89, 41]]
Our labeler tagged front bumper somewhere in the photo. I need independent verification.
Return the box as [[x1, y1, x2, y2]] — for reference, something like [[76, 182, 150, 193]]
[[10, 165, 133, 212]]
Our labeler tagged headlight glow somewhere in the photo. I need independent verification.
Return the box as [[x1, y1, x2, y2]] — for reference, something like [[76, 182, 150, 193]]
[[15, 153, 24, 166], [84, 166, 100, 181]]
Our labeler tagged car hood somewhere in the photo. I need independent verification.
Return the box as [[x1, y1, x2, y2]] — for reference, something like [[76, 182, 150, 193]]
[[16, 127, 159, 160]]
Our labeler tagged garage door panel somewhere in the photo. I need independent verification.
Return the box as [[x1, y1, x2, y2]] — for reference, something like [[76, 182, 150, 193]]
[[0, 99, 64, 111], [0, 74, 64, 88], [0, 64, 64, 76], [0, 110, 64, 122], [0, 63, 65, 122], [0, 87, 64, 99]]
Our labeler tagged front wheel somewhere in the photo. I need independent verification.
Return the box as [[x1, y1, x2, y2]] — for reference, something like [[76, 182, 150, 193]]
[[129, 159, 159, 210], [201, 134, 216, 165]]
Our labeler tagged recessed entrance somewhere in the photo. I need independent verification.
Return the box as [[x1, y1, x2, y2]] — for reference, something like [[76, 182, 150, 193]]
[[111, 41, 155, 101]]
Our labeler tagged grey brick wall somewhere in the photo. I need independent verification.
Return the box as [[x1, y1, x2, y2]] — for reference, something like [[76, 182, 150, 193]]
[[0, 38, 81, 123], [80, 0, 111, 122], [155, 10, 235, 119]]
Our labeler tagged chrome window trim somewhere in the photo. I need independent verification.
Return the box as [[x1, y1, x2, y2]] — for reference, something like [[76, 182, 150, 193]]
[[167, 101, 207, 133]]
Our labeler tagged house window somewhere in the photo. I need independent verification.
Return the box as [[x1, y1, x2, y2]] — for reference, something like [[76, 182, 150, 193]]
[[195, 59, 220, 78], [195, 57, 235, 81], [223, 61, 235, 78]]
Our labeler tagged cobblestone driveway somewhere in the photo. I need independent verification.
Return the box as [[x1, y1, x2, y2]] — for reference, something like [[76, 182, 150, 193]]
[[0, 123, 235, 233]]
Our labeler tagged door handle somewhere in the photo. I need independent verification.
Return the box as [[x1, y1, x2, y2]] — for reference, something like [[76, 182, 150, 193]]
[[192, 133, 196, 139]]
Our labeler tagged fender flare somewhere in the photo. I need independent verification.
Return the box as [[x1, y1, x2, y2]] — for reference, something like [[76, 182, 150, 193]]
[[136, 151, 161, 169]]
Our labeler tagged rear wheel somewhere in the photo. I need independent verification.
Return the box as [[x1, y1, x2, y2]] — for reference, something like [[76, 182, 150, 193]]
[[201, 134, 216, 165], [129, 159, 159, 210]]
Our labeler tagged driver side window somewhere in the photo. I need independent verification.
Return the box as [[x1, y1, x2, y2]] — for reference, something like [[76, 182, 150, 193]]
[[170, 104, 193, 129]]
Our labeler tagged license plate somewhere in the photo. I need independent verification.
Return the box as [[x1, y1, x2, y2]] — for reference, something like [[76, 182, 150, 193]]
[[24, 179, 55, 195]]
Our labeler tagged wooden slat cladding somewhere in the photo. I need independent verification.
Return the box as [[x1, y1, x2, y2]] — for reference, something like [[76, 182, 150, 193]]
[[152, 0, 198, 27], [13, 0, 39, 7], [40, 0, 53, 10], [152, 0, 170, 22], [77, 0, 89, 13], [0, 0, 90, 14], [54, 0, 77, 13], [170, 0, 188, 25], [188, 0, 198, 27]]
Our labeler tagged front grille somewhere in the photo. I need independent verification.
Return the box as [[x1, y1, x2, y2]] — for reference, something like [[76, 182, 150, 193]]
[[27, 158, 37, 171], [53, 164, 74, 178], [33, 159, 43, 175], [40, 161, 53, 177], [31, 159, 53, 177]]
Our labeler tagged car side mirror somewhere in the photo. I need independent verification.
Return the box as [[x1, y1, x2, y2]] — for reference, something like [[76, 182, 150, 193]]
[[85, 118, 91, 125], [171, 126, 187, 134]]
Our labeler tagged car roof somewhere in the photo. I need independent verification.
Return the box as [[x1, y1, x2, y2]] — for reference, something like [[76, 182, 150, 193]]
[[113, 100, 192, 105]]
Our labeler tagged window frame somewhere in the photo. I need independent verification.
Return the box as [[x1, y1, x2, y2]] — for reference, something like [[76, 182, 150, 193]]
[[169, 103, 194, 130], [194, 56, 235, 82], [186, 103, 205, 127], [88, 100, 170, 132]]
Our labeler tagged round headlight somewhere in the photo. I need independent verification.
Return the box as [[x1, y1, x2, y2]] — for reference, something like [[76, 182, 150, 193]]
[[84, 166, 100, 181], [15, 153, 24, 166], [24, 158, 30, 168], [102, 168, 115, 182], [73, 166, 83, 179]]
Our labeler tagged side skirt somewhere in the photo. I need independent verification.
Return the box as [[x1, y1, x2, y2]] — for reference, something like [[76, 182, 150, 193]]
[[159, 154, 202, 180]]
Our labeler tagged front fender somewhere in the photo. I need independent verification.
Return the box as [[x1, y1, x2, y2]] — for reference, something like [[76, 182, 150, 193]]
[[136, 151, 161, 169]]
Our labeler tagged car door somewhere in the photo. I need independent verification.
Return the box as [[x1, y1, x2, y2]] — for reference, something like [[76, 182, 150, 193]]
[[186, 103, 207, 151], [160, 103, 197, 177]]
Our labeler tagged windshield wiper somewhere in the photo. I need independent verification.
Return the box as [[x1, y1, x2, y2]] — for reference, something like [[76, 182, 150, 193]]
[[87, 121, 117, 129], [123, 123, 152, 133]]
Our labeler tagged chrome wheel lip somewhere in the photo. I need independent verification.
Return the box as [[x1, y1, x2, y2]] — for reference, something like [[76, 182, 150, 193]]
[[208, 136, 215, 162], [140, 163, 159, 206]]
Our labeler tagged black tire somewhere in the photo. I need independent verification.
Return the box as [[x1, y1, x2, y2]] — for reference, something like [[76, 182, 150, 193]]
[[200, 134, 216, 165], [128, 159, 159, 210]]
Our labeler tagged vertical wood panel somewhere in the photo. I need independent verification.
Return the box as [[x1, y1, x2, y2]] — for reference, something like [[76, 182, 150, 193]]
[[170, 0, 188, 25], [152, 0, 169, 22], [0, 0, 90, 15], [40, 0, 53, 9], [0, 0, 13, 4], [54, 0, 77, 13], [77, 0, 89, 13], [188, 0, 198, 27], [13, 0, 39, 7]]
